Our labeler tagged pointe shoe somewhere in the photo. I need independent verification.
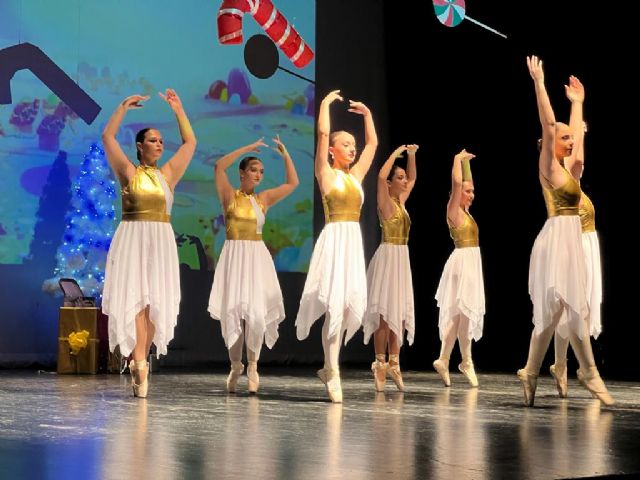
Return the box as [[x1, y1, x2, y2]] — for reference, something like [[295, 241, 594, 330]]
[[226, 361, 244, 393], [549, 363, 568, 398], [247, 361, 260, 394], [132, 361, 149, 398], [317, 368, 343, 403], [432, 359, 451, 387], [129, 359, 136, 381], [371, 360, 387, 392], [577, 367, 615, 406], [459, 361, 479, 388], [516, 368, 538, 407], [387, 364, 405, 392]]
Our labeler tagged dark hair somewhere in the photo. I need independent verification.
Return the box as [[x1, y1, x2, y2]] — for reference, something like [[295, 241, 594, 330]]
[[239, 156, 262, 171], [135, 128, 152, 161], [387, 164, 403, 181]]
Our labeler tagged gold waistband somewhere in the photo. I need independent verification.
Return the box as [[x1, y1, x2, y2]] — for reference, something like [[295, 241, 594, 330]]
[[583, 225, 596, 233], [122, 212, 171, 222], [454, 239, 479, 248], [226, 232, 263, 241], [383, 237, 408, 246], [549, 208, 579, 217], [326, 213, 360, 223]]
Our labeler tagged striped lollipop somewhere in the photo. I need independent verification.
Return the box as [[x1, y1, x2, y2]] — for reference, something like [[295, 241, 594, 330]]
[[433, 0, 507, 39]]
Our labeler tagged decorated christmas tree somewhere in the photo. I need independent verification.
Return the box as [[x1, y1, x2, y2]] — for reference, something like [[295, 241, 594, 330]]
[[28, 150, 71, 272], [44, 143, 118, 300]]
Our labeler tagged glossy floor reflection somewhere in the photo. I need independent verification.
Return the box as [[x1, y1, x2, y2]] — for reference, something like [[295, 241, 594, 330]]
[[1, 369, 639, 479]]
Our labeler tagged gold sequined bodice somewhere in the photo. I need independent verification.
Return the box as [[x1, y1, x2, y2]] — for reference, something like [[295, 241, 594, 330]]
[[380, 198, 410, 245], [542, 168, 581, 218], [448, 210, 479, 248], [225, 190, 265, 241], [579, 190, 596, 233], [122, 165, 170, 222], [322, 169, 363, 223]]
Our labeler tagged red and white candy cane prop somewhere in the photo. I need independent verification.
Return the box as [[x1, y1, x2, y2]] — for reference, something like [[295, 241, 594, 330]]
[[217, 0, 314, 68]]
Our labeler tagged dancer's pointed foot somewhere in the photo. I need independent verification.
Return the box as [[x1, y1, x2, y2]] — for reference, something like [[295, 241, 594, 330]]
[[550, 362, 568, 398], [247, 361, 260, 394], [317, 368, 343, 403], [577, 367, 614, 406], [458, 361, 479, 387], [226, 361, 244, 393], [517, 368, 538, 407], [433, 359, 451, 387], [371, 360, 387, 392]]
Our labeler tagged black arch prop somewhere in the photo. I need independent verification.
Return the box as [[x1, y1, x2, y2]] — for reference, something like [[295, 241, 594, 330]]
[[0, 43, 101, 124]]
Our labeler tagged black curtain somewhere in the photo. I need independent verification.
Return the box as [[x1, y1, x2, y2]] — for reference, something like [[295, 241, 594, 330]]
[[170, 0, 638, 379]]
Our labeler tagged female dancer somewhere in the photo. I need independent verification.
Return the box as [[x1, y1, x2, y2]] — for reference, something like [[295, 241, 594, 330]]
[[550, 78, 603, 398], [102, 89, 197, 397], [209, 136, 299, 393], [363, 144, 418, 392], [433, 149, 484, 388], [296, 89, 378, 402], [517, 56, 613, 406]]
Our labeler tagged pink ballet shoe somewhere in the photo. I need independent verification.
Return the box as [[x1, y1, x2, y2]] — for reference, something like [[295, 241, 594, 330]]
[[577, 367, 614, 406], [517, 368, 538, 407], [459, 361, 479, 388], [371, 360, 387, 392], [247, 361, 260, 394], [433, 359, 451, 387], [549, 363, 568, 398], [131, 361, 149, 398], [387, 363, 404, 392], [317, 368, 343, 403], [226, 361, 244, 393]]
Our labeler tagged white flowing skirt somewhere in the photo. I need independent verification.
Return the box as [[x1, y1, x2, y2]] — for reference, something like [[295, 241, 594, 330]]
[[363, 243, 415, 347], [102, 221, 181, 357], [208, 240, 285, 353], [558, 231, 603, 338], [296, 222, 366, 344], [528, 215, 589, 339], [583, 231, 603, 338], [435, 246, 485, 341]]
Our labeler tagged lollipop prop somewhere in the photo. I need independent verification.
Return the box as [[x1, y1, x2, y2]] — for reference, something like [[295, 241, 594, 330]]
[[244, 34, 314, 83], [433, 0, 507, 39]]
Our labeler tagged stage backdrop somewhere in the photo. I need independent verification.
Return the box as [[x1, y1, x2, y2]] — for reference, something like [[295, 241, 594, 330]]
[[0, 0, 315, 365]]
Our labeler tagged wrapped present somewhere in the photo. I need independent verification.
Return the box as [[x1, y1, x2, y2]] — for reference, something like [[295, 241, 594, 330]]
[[57, 307, 100, 374]]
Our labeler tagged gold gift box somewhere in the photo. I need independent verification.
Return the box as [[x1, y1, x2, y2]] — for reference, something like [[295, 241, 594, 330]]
[[57, 307, 100, 374]]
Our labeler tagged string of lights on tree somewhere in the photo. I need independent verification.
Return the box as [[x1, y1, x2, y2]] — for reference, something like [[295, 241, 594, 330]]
[[51, 143, 117, 299]]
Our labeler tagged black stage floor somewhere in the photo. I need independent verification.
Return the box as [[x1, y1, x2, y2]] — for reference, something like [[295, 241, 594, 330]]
[[1, 368, 639, 479]]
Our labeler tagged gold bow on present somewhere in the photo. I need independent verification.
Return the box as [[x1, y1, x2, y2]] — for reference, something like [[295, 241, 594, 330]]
[[68, 330, 90, 355]]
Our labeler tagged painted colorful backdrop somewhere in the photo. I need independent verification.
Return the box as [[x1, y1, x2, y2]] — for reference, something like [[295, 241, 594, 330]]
[[0, 0, 315, 302]]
